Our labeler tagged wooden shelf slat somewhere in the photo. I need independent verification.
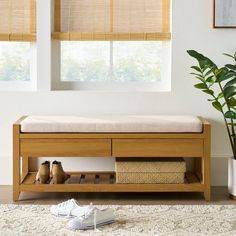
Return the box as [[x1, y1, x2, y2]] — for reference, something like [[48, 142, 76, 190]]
[[20, 183, 205, 192], [80, 174, 96, 184], [186, 172, 200, 184], [20, 171, 204, 192], [67, 174, 82, 184], [98, 174, 113, 184], [23, 172, 36, 184]]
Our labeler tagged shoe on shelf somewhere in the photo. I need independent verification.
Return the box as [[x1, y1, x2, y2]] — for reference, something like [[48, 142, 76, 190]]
[[35, 161, 50, 184], [51, 160, 70, 184], [50, 199, 93, 218], [68, 207, 115, 230]]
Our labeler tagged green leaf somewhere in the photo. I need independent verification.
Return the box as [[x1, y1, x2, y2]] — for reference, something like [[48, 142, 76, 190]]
[[190, 72, 205, 82], [202, 65, 210, 72], [222, 102, 227, 107], [206, 76, 216, 87], [217, 92, 224, 99], [223, 86, 236, 98], [191, 66, 202, 73], [205, 69, 213, 77], [203, 89, 214, 95], [190, 72, 202, 77], [217, 70, 234, 82], [228, 97, 236, 107], [194, 83, 208, 89], [197, 76, 206, 82], [223, 53, 235, 59], [224, 77, 236, 89], [187, 50, 206, 61], [215, 67, 228, 76], [187, 50, 217, 70], [208, 98, 216, 102], [212, 101, 222, 112], [227, 123, 236, 126], [206, 76, 215, 83], [225, 111, 236, 119], [226, 64, 236, 71]]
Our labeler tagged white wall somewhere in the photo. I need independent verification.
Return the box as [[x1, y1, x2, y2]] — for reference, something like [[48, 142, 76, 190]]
[[0, 0, 235, 185]]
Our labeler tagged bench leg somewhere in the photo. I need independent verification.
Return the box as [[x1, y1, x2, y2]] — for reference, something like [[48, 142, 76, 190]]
[[13, 155, 20, 201], [204, 189, 211, 201], [203, 123, 211, 201], [202, 156, 211, 201], [13, 188, 20, 202], [13, 124, 20, 201]]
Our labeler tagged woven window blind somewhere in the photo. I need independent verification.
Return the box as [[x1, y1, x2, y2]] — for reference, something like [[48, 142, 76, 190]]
[[0, 0, 36, 41], [53, 0, 171, 41]]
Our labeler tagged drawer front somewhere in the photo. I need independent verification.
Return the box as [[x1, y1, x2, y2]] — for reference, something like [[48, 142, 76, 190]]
[[21, 139, 111, 157], [112, 139, 203, 157]]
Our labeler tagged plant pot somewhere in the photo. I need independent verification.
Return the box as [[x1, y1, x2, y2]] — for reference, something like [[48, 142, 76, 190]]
[[228, 157, 236, 199]]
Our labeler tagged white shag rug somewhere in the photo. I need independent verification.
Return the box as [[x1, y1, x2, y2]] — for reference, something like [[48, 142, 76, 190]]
[[0, 204, 236, 236]]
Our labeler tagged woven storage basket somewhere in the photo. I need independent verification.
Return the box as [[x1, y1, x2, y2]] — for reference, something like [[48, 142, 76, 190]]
[[115, 158, 186, 184], [115, 158, 186, 173], [116, 172, 185, 184]]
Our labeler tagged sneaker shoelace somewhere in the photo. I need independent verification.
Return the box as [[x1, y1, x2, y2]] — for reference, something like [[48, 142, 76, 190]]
[[94, 209, 101, 232], [58, 199, 75, 207], [76, 207, 101, 232], [57, 199, 77, 217]]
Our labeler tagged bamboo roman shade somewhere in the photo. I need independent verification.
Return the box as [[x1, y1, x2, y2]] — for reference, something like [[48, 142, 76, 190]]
[[53, 0, 171, 41], [0, 0, 36, 41]]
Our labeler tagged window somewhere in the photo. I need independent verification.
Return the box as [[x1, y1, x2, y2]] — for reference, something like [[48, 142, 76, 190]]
[[61, 42, 109, 82], [0, 0, 36, 90], [61, 41, 162, 82], [54, 0, 171, 91], [113, 42, 162, 82], [59, 41, 170, 91], [0, 42, 30, 82], [0, 41, 36, 90]]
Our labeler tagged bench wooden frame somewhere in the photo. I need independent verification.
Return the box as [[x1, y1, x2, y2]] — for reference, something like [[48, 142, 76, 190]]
[[13, 116, 211, 201]]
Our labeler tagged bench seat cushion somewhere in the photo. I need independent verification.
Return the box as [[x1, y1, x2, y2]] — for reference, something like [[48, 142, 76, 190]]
[[20, 115, 203, 133]]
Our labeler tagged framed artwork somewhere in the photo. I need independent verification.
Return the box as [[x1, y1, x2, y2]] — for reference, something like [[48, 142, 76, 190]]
[[214, 0, 236, 28]]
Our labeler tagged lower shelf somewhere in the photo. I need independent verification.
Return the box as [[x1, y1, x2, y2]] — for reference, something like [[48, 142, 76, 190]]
[[20, 171, 205, 193]]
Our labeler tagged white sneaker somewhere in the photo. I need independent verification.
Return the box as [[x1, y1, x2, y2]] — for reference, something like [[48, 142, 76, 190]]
[[68, 207, 115, 230], [50, 199, 93, 218]]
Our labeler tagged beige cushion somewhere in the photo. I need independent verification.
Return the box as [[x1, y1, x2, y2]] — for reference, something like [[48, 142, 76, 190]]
[[20, 115, 203, 133]]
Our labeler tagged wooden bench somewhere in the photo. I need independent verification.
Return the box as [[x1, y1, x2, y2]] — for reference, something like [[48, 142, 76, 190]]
[[13, 115, 211, 201]]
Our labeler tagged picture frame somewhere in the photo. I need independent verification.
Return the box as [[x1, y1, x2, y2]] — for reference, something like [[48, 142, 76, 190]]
[[213, 0, 236, 28]]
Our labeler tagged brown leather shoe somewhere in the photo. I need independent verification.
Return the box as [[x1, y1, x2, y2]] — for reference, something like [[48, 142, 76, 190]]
[[51, 160, 70, 184], [35, 161, 50, 184]]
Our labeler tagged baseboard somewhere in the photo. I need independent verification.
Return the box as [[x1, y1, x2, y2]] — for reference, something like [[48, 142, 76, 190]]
[[0, 155, 231, 186]]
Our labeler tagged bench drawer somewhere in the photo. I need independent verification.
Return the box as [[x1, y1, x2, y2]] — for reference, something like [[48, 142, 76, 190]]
[[21, 139, 111, 157], [112, 139, 203, 157]]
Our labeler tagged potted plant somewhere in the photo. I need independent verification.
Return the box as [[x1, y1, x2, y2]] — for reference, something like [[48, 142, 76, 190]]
[[187, 50, 236, 198]]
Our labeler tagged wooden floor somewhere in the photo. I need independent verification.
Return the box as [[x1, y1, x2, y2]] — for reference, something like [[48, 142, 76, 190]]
[[0, 186, 236, 205]]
